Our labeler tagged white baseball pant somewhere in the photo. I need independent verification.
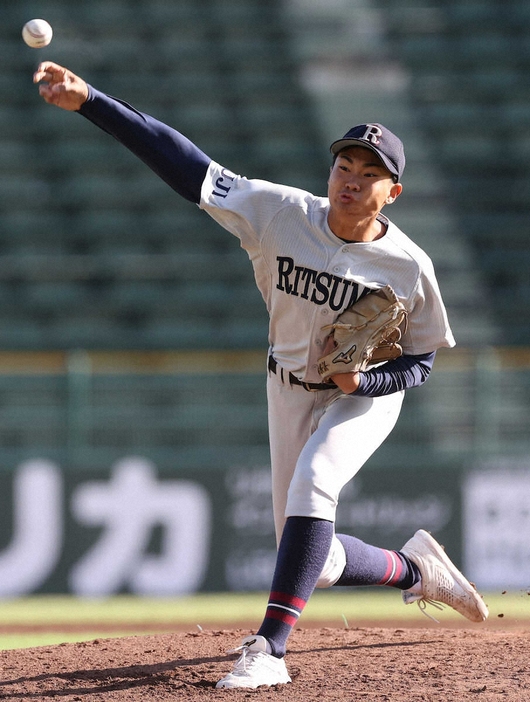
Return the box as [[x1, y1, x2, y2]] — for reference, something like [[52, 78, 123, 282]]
[[267, 368, 404, 587]]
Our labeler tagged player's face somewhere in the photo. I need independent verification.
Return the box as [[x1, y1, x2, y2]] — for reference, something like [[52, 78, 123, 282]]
[[327, 147, 402, 221]]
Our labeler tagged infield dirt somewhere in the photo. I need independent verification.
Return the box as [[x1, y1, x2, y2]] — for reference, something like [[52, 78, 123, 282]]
[[0, 625, 528, 701]]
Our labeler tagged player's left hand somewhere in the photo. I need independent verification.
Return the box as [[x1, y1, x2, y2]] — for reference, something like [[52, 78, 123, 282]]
[[331, 371, 360, 394], [321, 335, 360, 394]]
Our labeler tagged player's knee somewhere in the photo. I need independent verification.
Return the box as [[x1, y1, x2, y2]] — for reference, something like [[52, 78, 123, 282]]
[[286, 475, 337, 522], [316, 535, 346, 588]]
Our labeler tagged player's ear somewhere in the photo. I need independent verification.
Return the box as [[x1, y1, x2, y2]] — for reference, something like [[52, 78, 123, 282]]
[[385, 182, 403, 205]]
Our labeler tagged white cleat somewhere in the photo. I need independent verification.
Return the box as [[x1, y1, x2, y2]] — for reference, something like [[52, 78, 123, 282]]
[[400, 529, 488, 623], [215, 635, 292, 689]]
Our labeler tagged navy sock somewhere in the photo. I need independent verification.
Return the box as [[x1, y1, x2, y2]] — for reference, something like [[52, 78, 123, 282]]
[[257, 516, 334, 658], [333, 533, 420, 589]]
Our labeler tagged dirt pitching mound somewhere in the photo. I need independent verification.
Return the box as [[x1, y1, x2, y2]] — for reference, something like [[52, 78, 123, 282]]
[[0, 626, 528, 701]]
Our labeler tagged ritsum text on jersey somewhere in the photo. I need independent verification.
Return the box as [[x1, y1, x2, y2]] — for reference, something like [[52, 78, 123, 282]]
[[276, 256, 368, 311]]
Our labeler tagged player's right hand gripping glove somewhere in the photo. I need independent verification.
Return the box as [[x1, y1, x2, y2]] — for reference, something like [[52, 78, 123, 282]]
[[317, 285, 408, 382]]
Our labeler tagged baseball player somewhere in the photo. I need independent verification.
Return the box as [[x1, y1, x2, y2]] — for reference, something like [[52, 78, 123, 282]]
[[34, 62, 488, 690]]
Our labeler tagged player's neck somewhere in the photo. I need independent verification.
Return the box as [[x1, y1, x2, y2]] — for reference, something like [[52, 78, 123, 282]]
[[328, 213, 387, 243]]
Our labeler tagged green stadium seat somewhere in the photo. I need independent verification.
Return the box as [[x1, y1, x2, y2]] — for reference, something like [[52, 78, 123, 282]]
[[0, 0, 365, 356]]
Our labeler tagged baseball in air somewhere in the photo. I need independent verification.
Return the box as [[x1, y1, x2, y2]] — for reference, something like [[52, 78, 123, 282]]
[[22, 19, 53, 48]]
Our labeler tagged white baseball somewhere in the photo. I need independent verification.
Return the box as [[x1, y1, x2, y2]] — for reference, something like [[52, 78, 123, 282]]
[[22, 19, 53, 48]]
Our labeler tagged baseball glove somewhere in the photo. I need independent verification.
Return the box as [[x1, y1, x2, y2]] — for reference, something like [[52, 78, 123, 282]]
[[317, 285, 407, 382]]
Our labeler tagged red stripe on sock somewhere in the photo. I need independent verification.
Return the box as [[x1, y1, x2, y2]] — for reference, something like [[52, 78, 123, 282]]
[[381, 550, 404, 586], [265, 607, 299, 627], [378, 550, 404, 586], [390, 551, 404, 585], [377, 550, 394, 585], [269, 591, 306, 611]]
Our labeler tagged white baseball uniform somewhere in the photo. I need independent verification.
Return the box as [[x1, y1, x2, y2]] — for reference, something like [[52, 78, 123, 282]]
[[73, 85, 454, 589], [66, 86, 486, 678], [201, 161, 455, 586]]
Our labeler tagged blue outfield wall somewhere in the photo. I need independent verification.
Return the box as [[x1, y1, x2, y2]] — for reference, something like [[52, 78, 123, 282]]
[[0, 348, 529, 596], [0, 455, 465, 597]]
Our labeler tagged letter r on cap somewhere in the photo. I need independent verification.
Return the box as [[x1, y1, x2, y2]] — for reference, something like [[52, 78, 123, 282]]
[[361, 124, 383, 145]]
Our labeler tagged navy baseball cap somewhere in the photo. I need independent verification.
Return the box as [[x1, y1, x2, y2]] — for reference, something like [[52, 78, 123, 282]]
[[330, 123, 405, 180]]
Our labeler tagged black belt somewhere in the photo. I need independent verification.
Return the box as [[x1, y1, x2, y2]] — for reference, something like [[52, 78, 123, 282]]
[[268, 355, 335, 392]]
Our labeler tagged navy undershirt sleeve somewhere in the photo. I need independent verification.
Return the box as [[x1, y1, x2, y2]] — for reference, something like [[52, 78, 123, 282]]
[[78, 86, 211, 204], [353, 351, 436, 397]]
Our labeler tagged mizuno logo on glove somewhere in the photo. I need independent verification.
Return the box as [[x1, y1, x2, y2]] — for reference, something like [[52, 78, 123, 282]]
[[332, 344, 357, 365]]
